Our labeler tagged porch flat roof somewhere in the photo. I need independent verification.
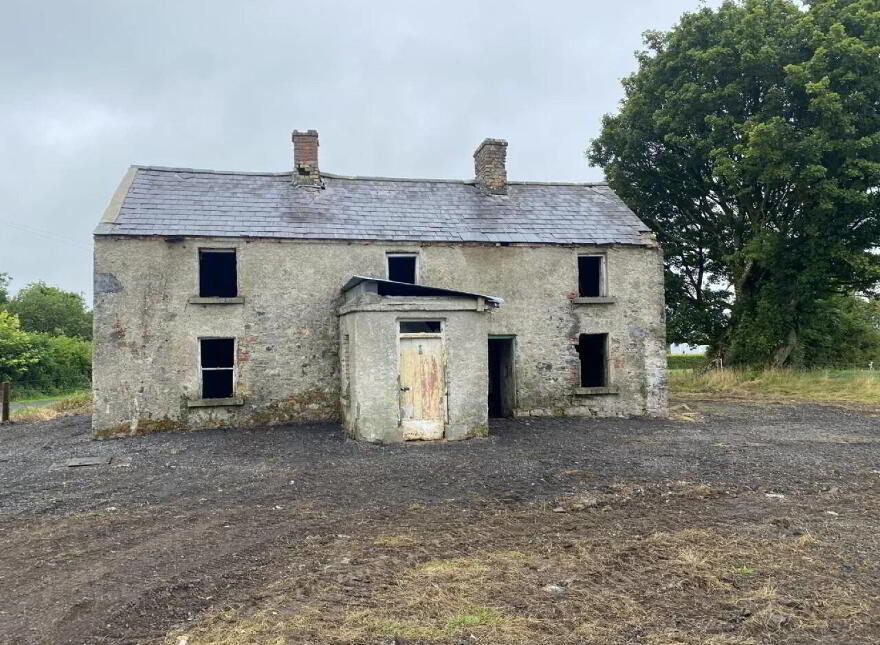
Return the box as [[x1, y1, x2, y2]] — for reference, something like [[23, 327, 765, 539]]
[[341, 275, 504, 306]]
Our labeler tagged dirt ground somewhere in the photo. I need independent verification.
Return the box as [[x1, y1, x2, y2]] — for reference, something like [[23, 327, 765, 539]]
[[1, 400, 879, 644]]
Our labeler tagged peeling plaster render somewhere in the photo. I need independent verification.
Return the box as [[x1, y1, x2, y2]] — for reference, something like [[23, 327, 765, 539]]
[[93, 236, 666, 439]]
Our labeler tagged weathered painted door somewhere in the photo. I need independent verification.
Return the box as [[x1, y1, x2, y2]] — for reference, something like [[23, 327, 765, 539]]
[[399, 336, 447, 440]]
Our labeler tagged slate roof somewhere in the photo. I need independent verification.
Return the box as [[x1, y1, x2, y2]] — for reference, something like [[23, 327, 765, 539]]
[[94, 166, 652, 245]]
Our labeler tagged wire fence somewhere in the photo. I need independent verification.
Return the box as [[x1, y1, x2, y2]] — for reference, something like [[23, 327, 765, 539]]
[[2, 377, 92, 402]]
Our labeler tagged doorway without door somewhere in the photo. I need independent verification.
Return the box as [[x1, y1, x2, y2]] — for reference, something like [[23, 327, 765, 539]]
[[488, 336, 516, 418]]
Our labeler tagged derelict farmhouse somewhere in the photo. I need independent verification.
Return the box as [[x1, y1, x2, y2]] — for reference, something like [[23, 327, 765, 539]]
[[93, 131, 667, 441]]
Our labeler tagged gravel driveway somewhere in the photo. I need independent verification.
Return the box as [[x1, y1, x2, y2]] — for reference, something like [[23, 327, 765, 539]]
[[1, 400, 878, 643], [3, 400, 878, 517]]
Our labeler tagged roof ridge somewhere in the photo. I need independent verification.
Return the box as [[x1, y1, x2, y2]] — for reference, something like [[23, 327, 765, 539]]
[[133, 165, 608, 187], [133, 165, 288, 177], [321, 172, 472, 184], [509, 180, 608, 187]]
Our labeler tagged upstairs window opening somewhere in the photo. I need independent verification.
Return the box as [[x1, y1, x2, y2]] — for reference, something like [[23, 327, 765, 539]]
[[387, 254, 417, 284], [201, 338, 235, 398], [200, 249, 237, 297], [577, 333, 608, 387], [577, 255, 604, 297]]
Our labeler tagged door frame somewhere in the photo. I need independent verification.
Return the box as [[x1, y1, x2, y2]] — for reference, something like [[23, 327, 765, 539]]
[[396, 318, 448, 438]]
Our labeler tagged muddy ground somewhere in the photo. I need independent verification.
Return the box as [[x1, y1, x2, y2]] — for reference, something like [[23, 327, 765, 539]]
[[0, 401, 878, 644]]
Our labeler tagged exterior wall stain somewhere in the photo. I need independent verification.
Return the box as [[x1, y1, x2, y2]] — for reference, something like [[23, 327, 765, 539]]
[[94, 416, 182, 440], [93, 237, 666, 438], [247, 389, 339, 427]]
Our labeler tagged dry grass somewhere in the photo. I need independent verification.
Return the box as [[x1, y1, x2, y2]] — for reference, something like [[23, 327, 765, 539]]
[[371, 534, 418, 547], [167, 511, 870, 645], [669, 368, 880, 405], [11, 391, 92, 422]]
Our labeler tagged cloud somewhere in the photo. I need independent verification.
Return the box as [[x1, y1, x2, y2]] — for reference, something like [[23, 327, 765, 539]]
[[10, 98, 151, 150], [0, 0, 717, 300]]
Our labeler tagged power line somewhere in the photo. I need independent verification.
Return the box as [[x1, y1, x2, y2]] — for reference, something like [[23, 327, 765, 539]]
[[0, 218, 92, 251]]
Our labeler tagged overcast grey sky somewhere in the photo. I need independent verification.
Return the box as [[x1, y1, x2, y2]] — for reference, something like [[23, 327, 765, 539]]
[[1, 0, 716, 302]]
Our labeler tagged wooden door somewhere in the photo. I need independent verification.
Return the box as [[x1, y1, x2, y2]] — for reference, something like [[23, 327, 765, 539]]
[[399, 335, 447, 440]]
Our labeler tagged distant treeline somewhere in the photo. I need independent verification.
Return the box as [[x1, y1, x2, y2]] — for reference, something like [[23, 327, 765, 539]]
[[0, 274, 92, 399]]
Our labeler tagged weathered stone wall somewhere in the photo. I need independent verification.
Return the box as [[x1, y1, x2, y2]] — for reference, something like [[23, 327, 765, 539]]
[[93, 236, 665, 437]]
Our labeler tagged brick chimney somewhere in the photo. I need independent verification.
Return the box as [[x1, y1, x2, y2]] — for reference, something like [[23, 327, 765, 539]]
[[473, 138, 508, 195], [292, 129, 320, 186]]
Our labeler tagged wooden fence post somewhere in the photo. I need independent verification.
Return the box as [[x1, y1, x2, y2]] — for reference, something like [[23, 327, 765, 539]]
[[1, 382, 9, 423]]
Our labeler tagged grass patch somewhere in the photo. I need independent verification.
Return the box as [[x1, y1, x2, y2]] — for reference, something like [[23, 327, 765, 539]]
[[10, 389, 86, 403], [11, 390, 92, 422], [418, 557, 491, 577], [167, 521, 869, 645], [445, 607, 505, 629], [371, 534, 417, 547], [668, 353, 707, 370], [669, 368, 880, 405]]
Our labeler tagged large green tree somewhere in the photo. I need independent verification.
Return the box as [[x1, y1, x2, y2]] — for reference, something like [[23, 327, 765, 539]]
[[589, 0, 880, 365], [5, 282, 93, 340]]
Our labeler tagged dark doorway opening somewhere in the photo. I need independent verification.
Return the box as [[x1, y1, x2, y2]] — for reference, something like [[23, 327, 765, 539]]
[[488, 337, 515, 418]]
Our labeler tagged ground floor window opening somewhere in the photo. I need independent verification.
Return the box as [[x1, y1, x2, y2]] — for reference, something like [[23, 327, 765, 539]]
[[577, 333, 608, 387], [200, 338, 235, 398]]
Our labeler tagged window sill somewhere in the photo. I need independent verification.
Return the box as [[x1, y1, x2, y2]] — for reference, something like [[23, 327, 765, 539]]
[[188, 296, 245, 305], [187, 396, 245, 408], [574, 386, 619, 396], [572, 296, 617, 305]]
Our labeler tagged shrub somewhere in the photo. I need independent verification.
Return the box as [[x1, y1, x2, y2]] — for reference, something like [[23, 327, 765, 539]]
[[19, 332, 93, 397], [0, 311, 92, 399], [0, 311, 41, 382]]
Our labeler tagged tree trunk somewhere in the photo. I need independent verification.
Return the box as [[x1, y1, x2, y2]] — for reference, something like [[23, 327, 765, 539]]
[[772, 328, 798, 367]]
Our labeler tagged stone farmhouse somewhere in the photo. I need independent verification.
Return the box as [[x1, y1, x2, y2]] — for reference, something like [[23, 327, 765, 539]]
[[93, 131, 666, 441]]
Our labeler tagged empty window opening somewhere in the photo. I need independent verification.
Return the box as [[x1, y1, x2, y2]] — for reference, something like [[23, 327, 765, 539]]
[[578, 256, 604, 297], [388, 255, 417, 284], [201, 338, 235, 398], [399, 320, 441, 334], [577, 333, 608, 387], [199, 249, 237, 297]]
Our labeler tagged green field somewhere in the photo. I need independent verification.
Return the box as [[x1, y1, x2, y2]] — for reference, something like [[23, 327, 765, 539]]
[[669, 367, 880, 405]]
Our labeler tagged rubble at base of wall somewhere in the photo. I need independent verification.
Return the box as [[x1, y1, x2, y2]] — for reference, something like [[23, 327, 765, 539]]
[[514, 407, 638, 418], [516, 407, 598, 417]]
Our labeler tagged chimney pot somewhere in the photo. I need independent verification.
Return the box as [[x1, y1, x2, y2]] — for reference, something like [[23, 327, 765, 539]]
[[474, 138, 508, 195], [292, 130, 320, 186]]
